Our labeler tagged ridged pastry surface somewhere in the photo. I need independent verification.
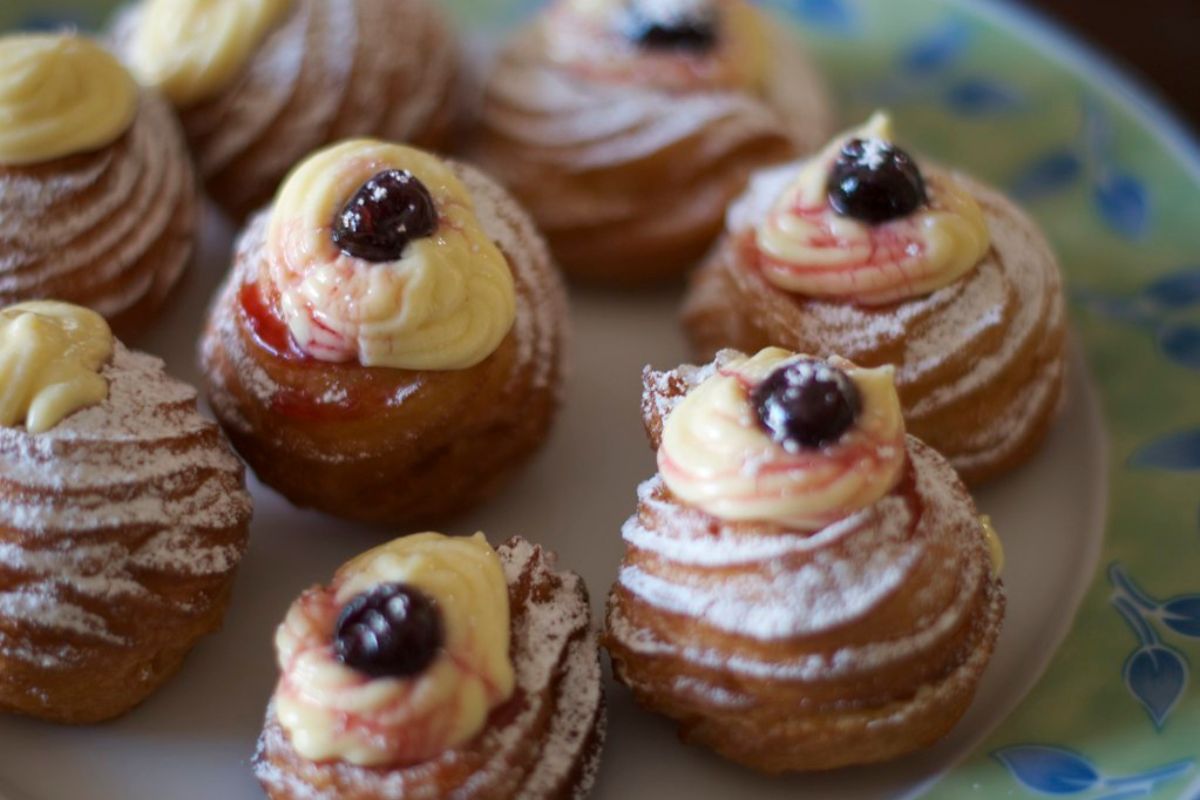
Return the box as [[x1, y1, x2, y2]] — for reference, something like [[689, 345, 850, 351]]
[[0, 344, 252, 722], [684, 165, 1067, 484], [201, 162, 568, 524], [474, 20, 830, 283], [0, 92, 197, 336], [113, 0, 462, 220], [254, 537, 606, 800], [603, 359, 1004, 772]]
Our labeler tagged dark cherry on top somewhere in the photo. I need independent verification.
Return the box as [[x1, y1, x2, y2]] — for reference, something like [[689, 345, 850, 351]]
[[333, 583, 445, 679], [826, 138, 928, 225], [332, 169, 439, 262], [623, 1, 718, 50], [751, 359, 862, 451]]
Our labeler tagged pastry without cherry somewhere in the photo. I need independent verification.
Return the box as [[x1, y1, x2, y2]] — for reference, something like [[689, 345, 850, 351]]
[[0, 301, 251, 724]]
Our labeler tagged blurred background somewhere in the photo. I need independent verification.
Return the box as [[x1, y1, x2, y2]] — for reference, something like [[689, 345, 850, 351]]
[[1025, 0, 1200, 131]]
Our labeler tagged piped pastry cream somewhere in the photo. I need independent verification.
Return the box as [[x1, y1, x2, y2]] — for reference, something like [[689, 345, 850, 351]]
[[981, 515, 1005, 577], [274, 532, 515, 766], [0, 34, 137, 165], [658, 347, 906, 530], [754, 112, 990, 305], [262, 140, 517, 370], [127, 0, 294, 106], [0, 302, 114, 433], [543, 0, 769, 92]]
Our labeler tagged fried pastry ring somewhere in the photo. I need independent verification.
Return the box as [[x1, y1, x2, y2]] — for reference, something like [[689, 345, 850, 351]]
[[0, 34, 197, 337], [603, 351, 1005, 772], [0, 304, 251, 724], [472, 0, 832, 285], [254, 536, 606, 800], [200, 144, 568, 525], [113, 0, 464, 220], [683, 120, 1067, 484]]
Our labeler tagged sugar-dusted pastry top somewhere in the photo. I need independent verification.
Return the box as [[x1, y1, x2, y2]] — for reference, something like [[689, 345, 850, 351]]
[[0, 341, 252, 672], [0, 34, 137, 165], [126, 0, 294, 106], [0, 302, 113, 433], [255, 537, 605, 800], [259, 140, 517, 370], [751, 112, 990, 305], [541, 0, 769, 92], [658, 347, 906, 530], [274, 533, 515, 767]]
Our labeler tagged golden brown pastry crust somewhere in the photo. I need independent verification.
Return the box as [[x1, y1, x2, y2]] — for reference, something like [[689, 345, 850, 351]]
[[113, 0, 464, 221], [603, 361, 1005, 773], [0, 92, 197, 338], [683, 169, 1067, 484], [472, 18, 831, 286], [254, 537, 606, 800], [0, 344, 252, 724], [200, 162, 568, 526]]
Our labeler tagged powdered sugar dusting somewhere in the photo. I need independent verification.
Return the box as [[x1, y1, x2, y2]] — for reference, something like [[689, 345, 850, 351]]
[[253, 537, 603, 799], [0, 345, 252, 667], [608, 439, 994, 683], [0, 91, 195, 319], [113, 0, 461, 218], [202, 160, 568, 438], [691, 161, 1066, 475]]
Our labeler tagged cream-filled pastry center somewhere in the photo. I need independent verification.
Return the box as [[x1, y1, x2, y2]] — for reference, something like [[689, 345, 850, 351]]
[[0, 34, 138, 165], [754, 111, 991, 305], [128, 0, 294, 106], [658, 348, 907, 530], [263, 140, 517, 371], [0, 302, 114, 433], [274, 532, 515, 766]]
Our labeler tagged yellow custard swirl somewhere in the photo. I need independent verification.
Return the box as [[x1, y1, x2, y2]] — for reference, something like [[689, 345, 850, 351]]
[[659, 348, 907, 530], [128, 0, 294, 107], [980, 515, 1005, 578], [0, 302, 114, 433], [265, 140, 517, 371], [754, 112, 991, 305], [275, 533, 515, 766], [0, 34, 138, 166]]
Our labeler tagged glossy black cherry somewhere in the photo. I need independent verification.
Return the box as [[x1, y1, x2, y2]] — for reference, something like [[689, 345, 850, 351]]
[[751, 359, 862, 451], [333, 583, 444, 679], [827, 138, 928, 224], [332, 169, 438, 262], [624, 1, 717, 50]]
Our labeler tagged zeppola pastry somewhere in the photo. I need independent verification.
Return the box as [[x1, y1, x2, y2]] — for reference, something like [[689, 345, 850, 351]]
[[683, 112, 1067, 484], [0, 301, 252, 724], [0, 33, 197, 337], [112, 0, 464, 220], [604, 347, 1005, 772], [254, 532, 605, 799], [472, 0, 833, 285], [201, 139, 568, 525]]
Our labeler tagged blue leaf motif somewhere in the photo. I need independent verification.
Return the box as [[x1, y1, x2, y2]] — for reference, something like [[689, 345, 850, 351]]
[[1158, 322, 1200, 370], [1161, 595, 1200, 638], [901, 19, 970, 75], [944, 78, 1023, 116], [1143, 267, 1200, 309], [1129, 430, 1200, 471], [1011, 150, 1082, 202], [1123, 643, 1189, 728], [1094, 172, 1150, 239], [992, 746, 1102, 794], [792, 0, 856, 33]]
